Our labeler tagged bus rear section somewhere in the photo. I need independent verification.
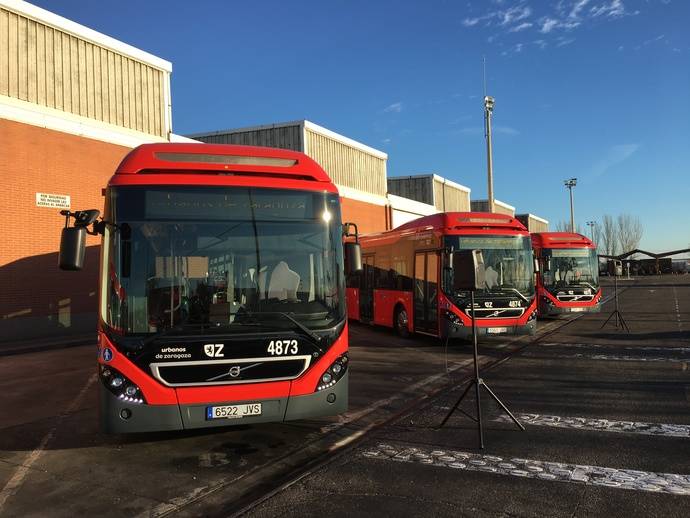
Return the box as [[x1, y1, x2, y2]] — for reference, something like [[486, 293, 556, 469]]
[[532, 232, 602, 317], [346, 212, 537, 340], [59, 143, 359, 433]]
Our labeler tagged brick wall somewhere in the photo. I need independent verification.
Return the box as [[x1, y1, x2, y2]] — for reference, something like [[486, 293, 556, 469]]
[[0, 118, 130, 341], [340, 197, 389, 235]]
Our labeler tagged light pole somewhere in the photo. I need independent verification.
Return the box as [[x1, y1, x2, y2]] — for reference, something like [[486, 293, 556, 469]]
[[564, 178, 577, 232], [484, 95, 495, 213], [586, 221, 595, 242]]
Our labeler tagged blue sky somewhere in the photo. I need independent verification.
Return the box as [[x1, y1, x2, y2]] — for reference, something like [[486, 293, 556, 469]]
[[34, 0, 690, 252]]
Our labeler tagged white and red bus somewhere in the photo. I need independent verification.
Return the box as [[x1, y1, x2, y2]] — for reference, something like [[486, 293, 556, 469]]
[[346, 212, 537, 339], [58, 143, 360, 432], [532, 232, 602, 316]]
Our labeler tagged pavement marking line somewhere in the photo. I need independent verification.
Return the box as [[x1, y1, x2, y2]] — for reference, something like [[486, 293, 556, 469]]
[[362, 443, 690, 495], [524, 351, 690, 363], [493, 413, 690, 438], [673, 286, 683, 333], [0, 373, 97, 513], [538, 342, 690, 353]]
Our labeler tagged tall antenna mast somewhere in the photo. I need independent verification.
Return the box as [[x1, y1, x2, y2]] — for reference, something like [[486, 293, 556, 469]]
[[483, 57, 495, 213]]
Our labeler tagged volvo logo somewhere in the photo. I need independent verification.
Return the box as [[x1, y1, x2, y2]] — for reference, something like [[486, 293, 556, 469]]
[[206, 362, 262, 382]]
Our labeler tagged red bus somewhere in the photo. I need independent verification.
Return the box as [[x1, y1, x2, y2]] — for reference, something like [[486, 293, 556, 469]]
[[346, 212, 537, 340], [532, 232, 602, 316], [58, 143, 360, 433]]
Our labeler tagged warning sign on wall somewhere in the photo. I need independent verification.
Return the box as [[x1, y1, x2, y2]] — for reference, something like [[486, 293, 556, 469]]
[[36, 192, 71, 209]]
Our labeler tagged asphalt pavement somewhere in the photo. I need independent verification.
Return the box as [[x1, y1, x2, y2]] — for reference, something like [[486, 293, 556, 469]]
[[0, 276, 688, 517], [244, 275, 690, 518]]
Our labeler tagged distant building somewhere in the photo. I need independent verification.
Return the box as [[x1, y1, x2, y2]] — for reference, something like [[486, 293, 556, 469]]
[[516, 213, 550, 233], [470, 199, 515, 216], [387, 174, 471, 212]]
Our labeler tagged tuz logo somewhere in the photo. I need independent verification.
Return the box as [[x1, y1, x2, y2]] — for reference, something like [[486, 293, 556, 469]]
[[228, 366, 241, 377], [204, 343, 225, 358]]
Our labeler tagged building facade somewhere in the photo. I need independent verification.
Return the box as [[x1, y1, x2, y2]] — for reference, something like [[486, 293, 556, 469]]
[[0, 0, 172, 342]]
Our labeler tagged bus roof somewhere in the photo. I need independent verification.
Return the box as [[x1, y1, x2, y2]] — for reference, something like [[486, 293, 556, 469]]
[[531, 232, 595, 249], [110, 143, 334, 186], [394, 212, 528, 233]]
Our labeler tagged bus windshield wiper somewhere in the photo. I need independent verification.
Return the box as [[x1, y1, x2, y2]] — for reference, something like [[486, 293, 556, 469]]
[[240, 311, 324, 353]]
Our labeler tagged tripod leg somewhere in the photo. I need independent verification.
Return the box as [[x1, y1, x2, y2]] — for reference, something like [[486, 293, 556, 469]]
[[480, 381, 526, 431], [618, 312, 630, 332], [437, 380, 475, 429], [600, 311, 616, 329], [476, 377, 484, 449]]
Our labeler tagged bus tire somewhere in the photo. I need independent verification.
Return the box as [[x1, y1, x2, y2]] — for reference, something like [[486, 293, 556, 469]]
[[394, 306, 410, 338]]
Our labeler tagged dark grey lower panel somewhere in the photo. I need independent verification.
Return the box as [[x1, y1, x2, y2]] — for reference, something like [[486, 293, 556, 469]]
[[443, 319, 537, 339], [100, 385, 183, 434], [100, 374, 349, 433], [180, 398, 288, 429], [284, 371, 349, 421]]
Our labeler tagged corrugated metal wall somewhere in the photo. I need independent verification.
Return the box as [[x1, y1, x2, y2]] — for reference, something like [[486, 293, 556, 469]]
[[195, 125, 303, 150], [0, 6, 167, 137], [471, 200, 515, 216], [306, 129, 386, 196], [387, 177, 433, 205], [433, 178, 470, 212], [529, 218, 549, 232]]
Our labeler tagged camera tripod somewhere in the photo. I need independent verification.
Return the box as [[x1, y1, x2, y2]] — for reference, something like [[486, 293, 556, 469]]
[[437, 291, 524, 449], [601, 273, 630, 332]]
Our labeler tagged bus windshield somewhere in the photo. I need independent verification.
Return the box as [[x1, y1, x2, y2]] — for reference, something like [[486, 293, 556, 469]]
[[444, 235, 535, 299], [101, 186, 345, 336], [542, 248, 599, 290]]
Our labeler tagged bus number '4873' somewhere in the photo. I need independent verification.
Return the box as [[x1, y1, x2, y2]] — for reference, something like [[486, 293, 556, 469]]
[[267, 340, 298, 356]]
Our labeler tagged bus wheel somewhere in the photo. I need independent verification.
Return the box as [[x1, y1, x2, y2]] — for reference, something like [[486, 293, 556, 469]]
[[394, 306, 410, 338]]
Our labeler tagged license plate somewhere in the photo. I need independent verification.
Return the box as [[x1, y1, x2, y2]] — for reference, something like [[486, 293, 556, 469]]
[[206, 403, 262, 420], [487, 327, 508, 334], [570, 307, 585, 312]]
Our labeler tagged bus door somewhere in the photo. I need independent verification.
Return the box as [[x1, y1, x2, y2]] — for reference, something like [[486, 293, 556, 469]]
[[413, 251, 439, 335], [359, 254, 375, 322]]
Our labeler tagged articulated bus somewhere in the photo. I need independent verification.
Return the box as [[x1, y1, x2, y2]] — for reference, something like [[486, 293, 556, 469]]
[[58, 143, 360, 433], [531, 232, 601, 316], [346, 212, 538, 340]]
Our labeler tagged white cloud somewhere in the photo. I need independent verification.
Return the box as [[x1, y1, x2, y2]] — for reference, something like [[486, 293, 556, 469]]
[[510, 22, 533, 32], [590, 0, 626, 18], [557, 37, 576, 47], [591, 144, 639, 177], [533, 39, 548, 49], [569, 0, 591, 19], [499, 5, 532, 26], [462, 17, 481, 27], [540, 17, 560, 33], [383, 102, 402, 113]]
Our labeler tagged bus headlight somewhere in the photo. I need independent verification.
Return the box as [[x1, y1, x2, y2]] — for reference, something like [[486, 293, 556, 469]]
[[99, 365, 146, 404], [316, 353, 348, 392]]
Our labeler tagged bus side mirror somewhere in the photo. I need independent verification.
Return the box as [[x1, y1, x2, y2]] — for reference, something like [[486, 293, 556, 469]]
[[59, 227, 87, 270], [544, 258, 552, 272], [345, 242, 362, 274]]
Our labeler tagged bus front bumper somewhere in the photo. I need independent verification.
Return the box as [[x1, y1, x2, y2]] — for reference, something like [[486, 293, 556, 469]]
[[99, 372, 348, 434], [443, 319, 536, 340], [539, 300, 601, 316]]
